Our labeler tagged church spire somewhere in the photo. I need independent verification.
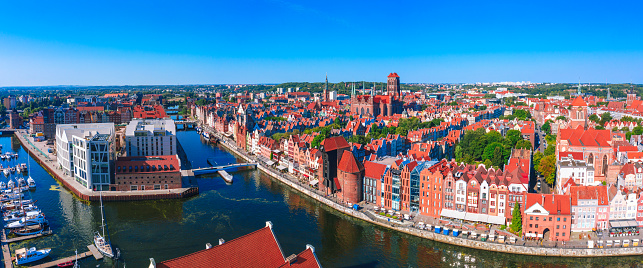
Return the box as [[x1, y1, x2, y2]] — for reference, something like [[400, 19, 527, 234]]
[[351, 82, 356, 97], [324, 73, 329, 102]]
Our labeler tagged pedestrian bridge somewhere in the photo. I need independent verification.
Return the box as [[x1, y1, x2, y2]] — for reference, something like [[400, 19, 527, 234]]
[[181, 162, 258, 177]]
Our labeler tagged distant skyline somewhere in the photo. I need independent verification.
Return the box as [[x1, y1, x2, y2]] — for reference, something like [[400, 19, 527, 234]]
[[1, 1, 642, 86]]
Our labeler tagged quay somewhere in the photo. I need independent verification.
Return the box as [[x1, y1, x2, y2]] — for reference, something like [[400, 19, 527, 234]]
[[13, 130, 199, 202], [26, 245, 103, 268], [210, 129, 643, 258]]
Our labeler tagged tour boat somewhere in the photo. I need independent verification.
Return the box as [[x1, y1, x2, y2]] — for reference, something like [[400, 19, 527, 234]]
[[27, 177, 36, 189], [94, 191, 116, 258], [15, 247, 51, 265]]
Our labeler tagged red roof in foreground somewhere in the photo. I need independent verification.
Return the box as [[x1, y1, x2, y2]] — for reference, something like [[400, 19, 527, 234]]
[[157, 224, 321, 268], [524, 193, 571, 215]]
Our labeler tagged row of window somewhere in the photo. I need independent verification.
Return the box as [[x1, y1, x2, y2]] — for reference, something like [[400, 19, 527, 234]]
[[130, 184, 169, 190]]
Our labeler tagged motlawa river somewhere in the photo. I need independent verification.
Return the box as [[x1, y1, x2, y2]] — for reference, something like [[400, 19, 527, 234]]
[[7, 131, 643, 267]]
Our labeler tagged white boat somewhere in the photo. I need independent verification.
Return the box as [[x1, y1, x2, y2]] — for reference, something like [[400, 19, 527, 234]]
[[15, 165, 21, 174], [94, 191, 115, 258], [17, 178, 25, 187], [20, 163, 27, 173], [27, 177, 35, 189], [3, 169, 9, 177], [0, 181, 5, 190], [7, 180, 14, 189], [4, 210, 41, 223], [15, 247, 51, 265], [5, 214, 47, 229]]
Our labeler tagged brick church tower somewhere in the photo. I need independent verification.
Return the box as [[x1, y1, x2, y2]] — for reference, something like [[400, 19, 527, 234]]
[[570, 96, 588, 129], [387, 73, 400, 97]]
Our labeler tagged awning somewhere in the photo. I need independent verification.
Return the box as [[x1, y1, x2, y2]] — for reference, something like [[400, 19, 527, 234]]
[[309, 180, 318, 186], [609, 220, 639, 228], [537, 233, 543, 238], [277, 165, 288, 171], [487, 215, 506, 225], [441, 209, 466, 220], [265, 160, 275, 166]]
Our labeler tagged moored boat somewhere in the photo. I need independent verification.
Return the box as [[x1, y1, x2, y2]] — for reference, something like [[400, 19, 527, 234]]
[[15, 247, 51, 265], [94, 191, 116, 258], [27, 177, 36, 189]]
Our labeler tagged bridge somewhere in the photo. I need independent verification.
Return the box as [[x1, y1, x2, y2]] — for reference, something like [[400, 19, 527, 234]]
[[175, 120, 198, 129], [181, 163, 258, 182]]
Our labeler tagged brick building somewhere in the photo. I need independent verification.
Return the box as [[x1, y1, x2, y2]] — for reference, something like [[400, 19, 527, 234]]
[[522, 193, 572, 241], [113, 155, 181, 191]]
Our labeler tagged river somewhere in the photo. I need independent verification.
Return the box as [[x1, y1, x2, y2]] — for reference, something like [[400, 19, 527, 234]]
[[6, 131, 643, 267]]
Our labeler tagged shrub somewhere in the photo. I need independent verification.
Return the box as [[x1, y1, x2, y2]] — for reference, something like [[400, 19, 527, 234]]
[[386, 214, 392, 217], [392, 216, 398, 219], [379, 212, 385, 216], [500, 225, 507, 230]]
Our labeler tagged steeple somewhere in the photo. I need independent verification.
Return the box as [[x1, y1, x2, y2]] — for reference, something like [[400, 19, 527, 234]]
[[323, 73, 329, 102], [351, 82, 356, 98], [607, 87, 611, 101], [577, 79, 582, 96]]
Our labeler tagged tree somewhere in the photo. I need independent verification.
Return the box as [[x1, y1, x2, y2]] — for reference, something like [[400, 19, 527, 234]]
[[599, 112, 613, 126], [595, 125, 605, 130], [533, 151, 544, 173], [545, 134, 556, 145], [541, 121, 551, 135], [515, 140, 532, 150], [505, 130, 522, 148], [540, 155, 557, 185], [555, 115, 567, 121], [491, 146, 505, 168], [348, 135, 369, 145], [588, 114, 600, 123], [544, 145, 555, 156], [510, 202, 522, 233], [482, 142, 504, 161], [633, 126, 643, 135], [513, 109, 532, 120], [483, 159, 493, 168], [311, 134, 325, 149], [455, 145, 463, 162]]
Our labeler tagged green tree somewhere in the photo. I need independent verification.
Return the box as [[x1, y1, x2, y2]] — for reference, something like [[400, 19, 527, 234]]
[[595, 125, 605, 130], [505, 129, 522, 148], [455, 145, 463, 162], [540, 155, 557, 185], [545, 134, 556, 145], [483, 159, 493, 168], [491, 146, 505, 168], [588, 114, 600, 123], [533, 151, 543, 173], [510, 202, 522, 233], [515, 140, 532, 150], [311, 134, 325, 149], [633, 126, 643, 135], [482, 142, 504, 161], [544, 145, 555, 156], [348, 135, 369, 145], [541, 121, 552, 135], [555, 115, 567, 121], [599, 112, 613, 126]]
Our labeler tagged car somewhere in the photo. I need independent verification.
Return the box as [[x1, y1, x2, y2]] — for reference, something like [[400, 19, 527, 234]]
[[537, 181, 541, 189]]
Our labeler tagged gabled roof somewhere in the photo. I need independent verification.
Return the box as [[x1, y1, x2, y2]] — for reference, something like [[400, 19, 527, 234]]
[[320, 136, 350, 152], [363, 161, 388, 179], [157, 225, 288, 268]]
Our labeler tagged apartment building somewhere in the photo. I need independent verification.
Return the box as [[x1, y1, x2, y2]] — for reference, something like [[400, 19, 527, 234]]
[[125, 119, 177, 157]]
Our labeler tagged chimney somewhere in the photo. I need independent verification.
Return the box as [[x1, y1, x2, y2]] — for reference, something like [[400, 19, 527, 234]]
[[266, 221, 274, 229], [306, 244, 315, 253], [219, 239, 225, 245], [286, 254, 298, 264], [206, 243, 212, 249]]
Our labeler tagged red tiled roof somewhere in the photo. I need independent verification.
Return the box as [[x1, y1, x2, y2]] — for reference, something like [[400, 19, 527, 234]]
[[321, 136, 350, 152], [363, 161, 387, 179], [524, 193, 571, 215], [157, 226, 286, 268], [115, 155, 179, 174], [338, 150, 364, 174], [570, 185, 609, 206], [571, 96, 588, 107], [279, 247, 321, 268], [387, 72, 399, 78]]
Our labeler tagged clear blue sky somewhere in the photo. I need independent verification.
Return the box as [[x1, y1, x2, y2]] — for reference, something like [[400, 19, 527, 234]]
[[0, 0, 641, 86]]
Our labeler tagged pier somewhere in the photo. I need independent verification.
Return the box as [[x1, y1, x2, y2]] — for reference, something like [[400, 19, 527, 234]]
[[190, 163, 257, 176], [3, 228, 53, 243], [26, 245, 103, 268]]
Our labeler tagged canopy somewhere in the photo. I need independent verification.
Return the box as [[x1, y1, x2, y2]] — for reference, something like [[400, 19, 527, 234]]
[[537, 233, 543, 238], [265, 160, 275, 166], [277, 165, 288, 171], [441, 209, 466, 220], [609, 220, 639, 229], [309, 180, 318, 186]]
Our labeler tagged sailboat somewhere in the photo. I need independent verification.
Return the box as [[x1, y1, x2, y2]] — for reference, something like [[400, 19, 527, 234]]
[[27, 157, 35, 189], [94, 191, 115, 258]]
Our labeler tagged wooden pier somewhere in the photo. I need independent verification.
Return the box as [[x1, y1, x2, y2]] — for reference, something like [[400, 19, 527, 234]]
[[2, 230, 12, 268], [4, 228, 53, 243], [26, 245, 102, 268]]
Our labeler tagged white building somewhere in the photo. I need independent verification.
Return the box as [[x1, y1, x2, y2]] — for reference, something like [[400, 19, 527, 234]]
[[125, 119, 177, 157], [55, 123, 115, 191], [557, 157, 596, 186]]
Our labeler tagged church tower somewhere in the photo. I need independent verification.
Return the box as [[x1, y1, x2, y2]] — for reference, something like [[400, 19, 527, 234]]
[[570, 96, 588, 129], [323, 74, 329, 102], [387, 73, 400, 97], [627, 85, 637, 106]]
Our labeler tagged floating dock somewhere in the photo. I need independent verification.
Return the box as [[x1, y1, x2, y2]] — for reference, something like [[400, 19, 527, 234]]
[[27, 245, 103, 268], [4, 228, 53, 243]]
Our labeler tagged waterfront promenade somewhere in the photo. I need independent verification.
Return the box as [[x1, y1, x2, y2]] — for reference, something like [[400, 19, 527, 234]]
[[14, 130, 198, 202], [207, 128, 643, 257]]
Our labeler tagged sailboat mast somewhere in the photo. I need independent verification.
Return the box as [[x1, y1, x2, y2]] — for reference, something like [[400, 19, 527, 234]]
[[100, 191, 106, 236]]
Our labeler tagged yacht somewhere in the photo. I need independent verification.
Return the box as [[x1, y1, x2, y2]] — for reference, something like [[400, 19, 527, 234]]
[[5, 210, 41, 223], [15, 165, 21, 174], [94, 191, 115, 258], [3, 169, 9, 177], [0, 181, 6, 190], [15, 247, 51, 265], [7, 180, 14, 189], [27, 177, 36, 189], [17, 178, 25, 187]]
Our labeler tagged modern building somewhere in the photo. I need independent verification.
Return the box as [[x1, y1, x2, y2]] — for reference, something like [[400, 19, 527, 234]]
[[125, 119, 177, 157], [114, 155, 181, 191], [55, 123, 115, 191]]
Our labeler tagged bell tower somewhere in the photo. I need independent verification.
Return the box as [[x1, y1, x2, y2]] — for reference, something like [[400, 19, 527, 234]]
[[387, 73, 400, 97]]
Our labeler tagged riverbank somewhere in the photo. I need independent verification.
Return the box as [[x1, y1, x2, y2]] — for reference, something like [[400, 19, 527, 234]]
[[213, 132, 643, 258], [14, 130, 198, 202]]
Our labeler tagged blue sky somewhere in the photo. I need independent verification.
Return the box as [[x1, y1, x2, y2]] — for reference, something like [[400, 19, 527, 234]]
[[0, 0, 641, 86]]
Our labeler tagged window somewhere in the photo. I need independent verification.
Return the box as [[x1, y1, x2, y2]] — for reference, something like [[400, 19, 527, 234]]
[[141, 185, 145, 190], [557, 217, 560, 221], [130, 185, 137, 191], [154, 184, 161, 190]]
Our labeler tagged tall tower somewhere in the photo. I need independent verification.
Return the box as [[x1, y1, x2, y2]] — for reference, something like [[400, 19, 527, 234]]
[[387, 73, 400, 97], [324, 74, 329, 102], [627, 85, 637, 106], [570, 96, 588, 130]]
